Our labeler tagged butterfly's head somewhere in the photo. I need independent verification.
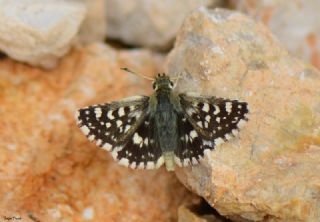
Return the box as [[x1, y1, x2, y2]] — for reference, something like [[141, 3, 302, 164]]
[[152, 73, 174, 91]]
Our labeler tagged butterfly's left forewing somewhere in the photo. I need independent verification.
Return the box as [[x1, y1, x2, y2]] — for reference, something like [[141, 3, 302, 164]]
[[174, 93, 249, 166]]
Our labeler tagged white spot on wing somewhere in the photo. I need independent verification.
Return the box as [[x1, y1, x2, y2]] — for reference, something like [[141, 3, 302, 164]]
[[116, 120, 122, 127], [187, 108, 194, 116], [133, 111, 142, 119], [75, 110, 80, 120], [124, 125, 130, 133], [80, 126, 90, 135], [174, 155, 182, 167], [226, 102, 232, 114], [119, 158, 129, 167], [130, 162, 137, 169], [183, 158, 190, 166], [111, 146, 122, 159], [225, 133, 232, 140], [146, 161, 155, 169], [133, 133, 143, 145], [102, 143, 112, 151], [96, 139, 102, 146], [94, 108, 102, 118], [232, 129, 238, 136], [238, 119, 247, 128], [144, 138, 149, 145], [203, 140, 212, 146], [107, 111, 115, 120], [156, 156, 164, 168], [137, 162, 145, 169], [190, 130, 198, 139], [118, 107, 125, 117], [88, 135, 95, 141], [214, 137, 224, 146], [192, 157, 198, 164], [203, 149, 211, 156], [213, 105, 220, 115], [106, 122, 111, 128], [202, 103, 209, 112]]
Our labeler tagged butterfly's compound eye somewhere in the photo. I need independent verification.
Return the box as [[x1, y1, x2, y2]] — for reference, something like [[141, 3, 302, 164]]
[[153, 82, 156, 89], [169, 81, 174, 88]]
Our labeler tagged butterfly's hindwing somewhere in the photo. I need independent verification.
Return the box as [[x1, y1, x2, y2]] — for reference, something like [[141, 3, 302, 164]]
[[115, 115, 164, 169], [174, 114, 214, 167], [179, 93, 249, 147], [76, 95, 149, 151]]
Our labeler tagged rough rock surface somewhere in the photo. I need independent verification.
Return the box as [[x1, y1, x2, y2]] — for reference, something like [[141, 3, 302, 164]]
[[167, 8, 320, 221], [231, 0, 320, 69], [78, 0, 107, 44], [105, 0, 221, 50], [0, 44, 197, 221], [178, 202, 228, 222], [0, 0, 86, 69]]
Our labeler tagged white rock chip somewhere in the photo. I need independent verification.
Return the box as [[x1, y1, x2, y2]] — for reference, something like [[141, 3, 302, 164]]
[[82, 207, 95, 220], [0, 0, 86, 69]]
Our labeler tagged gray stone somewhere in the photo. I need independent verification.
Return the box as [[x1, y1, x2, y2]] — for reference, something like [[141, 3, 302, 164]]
[[231, 0, 320, 69], [105, 0, 221, 50]]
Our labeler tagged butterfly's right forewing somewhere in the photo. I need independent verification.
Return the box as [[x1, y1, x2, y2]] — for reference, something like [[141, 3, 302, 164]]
[[76, 95, 164, 170], [76, 96, 149, 149]]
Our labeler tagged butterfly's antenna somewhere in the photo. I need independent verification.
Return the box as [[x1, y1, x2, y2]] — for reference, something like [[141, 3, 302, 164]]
[[171, 72, 183, 85], [121, 67, 154, 81]]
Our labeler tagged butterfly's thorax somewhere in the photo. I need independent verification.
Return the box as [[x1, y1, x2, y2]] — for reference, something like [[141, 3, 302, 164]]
[[150, 88, 178, 170], [153, 89, 178, 152]]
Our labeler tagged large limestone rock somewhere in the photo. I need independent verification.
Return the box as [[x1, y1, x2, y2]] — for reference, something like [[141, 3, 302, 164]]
[[0, 0, 86, 69], [0, 44, 196, 221], [167, 8, 320, 221], [105, 0, 222, 50], [231, 0, 320, 69]]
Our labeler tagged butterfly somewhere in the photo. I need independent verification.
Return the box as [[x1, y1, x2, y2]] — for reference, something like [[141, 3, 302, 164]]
[[75, 69, 249, 171]]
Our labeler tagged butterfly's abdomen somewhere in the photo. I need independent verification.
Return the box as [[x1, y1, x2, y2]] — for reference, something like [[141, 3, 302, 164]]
[[154, 91, 178, 170]]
